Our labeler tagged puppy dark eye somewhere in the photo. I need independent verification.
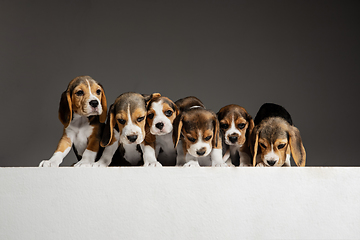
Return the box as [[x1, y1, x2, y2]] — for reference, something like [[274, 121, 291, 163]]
[[188, 137, 196, 142], [278, 144, 286, 150], [260, 143, 266, 148], [204, 135, 212, 141], [220, 123, 229, 129], [148, 113, 154, 119], [96, 89, 101, 95], [164, 110, 173, 117], [238, 123, 246, 129], [118, 119, 126, 125], [137, 116, 145, 122], [76, 90, 84, 96]]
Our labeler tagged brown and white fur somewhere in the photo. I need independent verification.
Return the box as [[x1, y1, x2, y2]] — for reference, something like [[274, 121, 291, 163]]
[[142, 95, 179, 167], [250, 103, 306, 167], [93, 92, 158, 167], [39, 76, 107, 167], [173, 96, 227, 167], [217, 104, 254, 167]]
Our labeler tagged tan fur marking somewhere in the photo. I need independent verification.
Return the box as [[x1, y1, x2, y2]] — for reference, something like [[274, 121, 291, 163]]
[[55, 131, 72, 153]]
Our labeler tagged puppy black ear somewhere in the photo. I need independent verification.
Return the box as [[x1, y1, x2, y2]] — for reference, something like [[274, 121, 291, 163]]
[[101, 104, 115, 147], [98, 84, 107, 123], [250, 126, 261, 166], [172, 113, 184, 148], [58, 90, 72, 128], [288, 126, 306, 167]]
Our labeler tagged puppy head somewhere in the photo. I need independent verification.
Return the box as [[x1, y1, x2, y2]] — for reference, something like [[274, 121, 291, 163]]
[[59, 76, 107, 127], [217, 104, 254, 147], [251, 117, 306, 167], [173, 108, 220, 158], [146, 96, 179, 135], [101, 92, 160, 147]]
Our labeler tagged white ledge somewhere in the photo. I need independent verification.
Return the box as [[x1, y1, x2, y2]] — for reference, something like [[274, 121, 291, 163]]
[[1, 167, 359, 240]]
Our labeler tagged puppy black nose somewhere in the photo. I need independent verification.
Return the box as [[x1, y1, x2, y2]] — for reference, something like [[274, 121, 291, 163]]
[[89, 100, 99, 108], [228, 136, 238, 143], [267, 160, 276, 166], [155, 122, 164, 130], [196, 148, 206, 156], [127, 135, 138, 143]]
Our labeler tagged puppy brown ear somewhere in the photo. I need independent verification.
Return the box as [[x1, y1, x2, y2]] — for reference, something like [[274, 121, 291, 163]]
[[172, 113, 184, 148], [58, 90, 72, 128], [288, 126, 306, 167], [250, 126, 260, 166], [212, 115, 221, 148], [99, 85, 107, 123], [100, 104, 116, 147], [247, 117, 255, 142]]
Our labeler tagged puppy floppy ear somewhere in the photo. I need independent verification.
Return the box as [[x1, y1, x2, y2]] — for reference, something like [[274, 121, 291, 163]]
[[288, 126, 306, 167], [99, 84, 107, 123], [172, 113, 184, 148], [58, 90, 72, 128], [101, 104, 116, 147], [212, 114, 221, 148], [143, 93, 161, 108], [246, 113, 255, 142], [250, 126, 261, 166]]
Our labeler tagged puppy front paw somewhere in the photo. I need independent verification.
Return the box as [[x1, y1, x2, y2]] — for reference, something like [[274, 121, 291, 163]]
[[143, 161, 163, 167], [213, 162, 229, 167], [183, 160, 200, 167], [74, 160, 94, 167], [92, 161, 109, 167], [256, 162, 266, 167], [39, 160, 60, 167]]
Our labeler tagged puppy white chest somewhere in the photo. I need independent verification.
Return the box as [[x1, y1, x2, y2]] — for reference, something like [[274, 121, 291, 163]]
[[66, 114, 93, 156], [123, 143, 142, 165], [156, 133, 175, 154]]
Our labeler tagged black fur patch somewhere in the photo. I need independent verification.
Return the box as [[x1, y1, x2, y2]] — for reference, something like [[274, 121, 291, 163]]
[[254, 103, 293, 126]]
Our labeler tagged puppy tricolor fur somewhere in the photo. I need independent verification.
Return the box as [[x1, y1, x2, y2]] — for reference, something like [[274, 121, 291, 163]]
[[173, 96, 226, 167], [142, 95, 179, 167], [94, 92, 158, 167], [39, 76, 107, 167], [217, 104, 254, 167], [250, 103, 306, 167]]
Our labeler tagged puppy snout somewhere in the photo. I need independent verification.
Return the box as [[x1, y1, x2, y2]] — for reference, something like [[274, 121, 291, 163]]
[[89, 100, 99, 108], [127, 135, 138, 143], [267, 160, 276, 166], [228, 135, 238, 143], [155, 122, 164, 130], [196, 148, 206, 156]]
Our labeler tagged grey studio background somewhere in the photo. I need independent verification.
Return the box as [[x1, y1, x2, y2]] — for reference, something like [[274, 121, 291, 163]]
[[1, 1, 359, 167]]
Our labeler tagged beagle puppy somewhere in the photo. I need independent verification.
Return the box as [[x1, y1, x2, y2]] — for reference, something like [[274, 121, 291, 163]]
[[250, 103, 306, 167], [93, 92, 158, 167], [142, 95, 179, 167], [39, 76, 107, 167], [173, 96, 227, 167], [217, 104, 254, 167]]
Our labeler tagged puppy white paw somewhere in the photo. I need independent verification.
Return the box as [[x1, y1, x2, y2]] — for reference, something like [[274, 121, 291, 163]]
[[213, 162, 229, 167], [183, 160, 200, 167], [92, 161, 109, 167], [256, 162, 266, 167], [74, 160, 93, 167], [39, 160, 60, 167], [143, 161, 163, 167]]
